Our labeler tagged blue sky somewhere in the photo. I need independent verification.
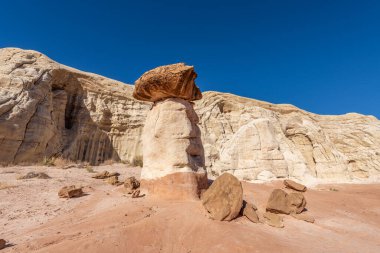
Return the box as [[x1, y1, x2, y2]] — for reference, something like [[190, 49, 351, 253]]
[[1, 0, 379, 117]]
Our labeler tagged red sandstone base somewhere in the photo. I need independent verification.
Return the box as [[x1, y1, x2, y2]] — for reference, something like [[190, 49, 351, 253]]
[[141, 172, 209, 200]]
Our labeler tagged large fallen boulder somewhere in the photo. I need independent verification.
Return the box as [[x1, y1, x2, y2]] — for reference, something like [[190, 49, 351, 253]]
[[201, 173, 243, 221], [266, 189, 291, 214], [287, 192, 307, 214], [266, 189, 306, 214]]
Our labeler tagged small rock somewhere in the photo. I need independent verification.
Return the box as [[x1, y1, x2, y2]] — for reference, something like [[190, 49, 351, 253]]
[[266, 189, 291, 214], [131, 189, 140, 198], [58, 185, 83, 198], [291, 212, 315, 223], [36, 172, 51, 179], [242, 201, 260, 223], [62, 164, 76, 170], [263, 212, 284, 228], [106, 176, 120, 185], [202, 173, 243, 221], [284, 179, 307, 192], [124, 176, 140, 193], [17, 172, 50, 180], [0, 239, 6, 250], [92, 171, 120, 179]]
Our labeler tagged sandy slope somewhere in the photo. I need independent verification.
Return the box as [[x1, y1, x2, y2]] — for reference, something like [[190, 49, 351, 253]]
[[1, 165, 380, 253]]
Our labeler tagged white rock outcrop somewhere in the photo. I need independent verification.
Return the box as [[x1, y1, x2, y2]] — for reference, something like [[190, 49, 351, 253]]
[[141, 98, 206, 180], [134, 63, 208, 199], [0, 48, 148, 165], [1, 48, 380, 184], [195, 92, 380, 183]]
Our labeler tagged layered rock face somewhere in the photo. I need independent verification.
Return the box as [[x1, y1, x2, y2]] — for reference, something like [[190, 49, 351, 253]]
[[1, 48, 380, 184], [141, 98, 205, 179], [135, 63, 208, 199], [195, 93, 380, 183], [0, 48, 148, 165]]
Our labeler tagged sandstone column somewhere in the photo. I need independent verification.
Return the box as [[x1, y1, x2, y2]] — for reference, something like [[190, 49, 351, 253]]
[[133, 63, 208, 199]]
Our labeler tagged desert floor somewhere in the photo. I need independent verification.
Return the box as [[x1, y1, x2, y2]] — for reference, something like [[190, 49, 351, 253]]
[[1, 164, 380, 253]]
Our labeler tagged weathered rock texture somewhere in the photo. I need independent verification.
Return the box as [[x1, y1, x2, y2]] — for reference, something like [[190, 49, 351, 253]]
[[242, 201, 260, 223], [196, 92, 380, 183], [0, 48, 148, 166], [201, 173, 243, 221], [266, 189, 306, 214], [141, 98, 206, 179], [58, 185, 83, 198], [137, 65, 208, 199], [133, 63, 202, 102], [1, 48, 380, 184], [124, 176, 140, 194]]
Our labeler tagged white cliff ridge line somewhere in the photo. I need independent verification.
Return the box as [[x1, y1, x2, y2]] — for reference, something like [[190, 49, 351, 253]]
[[1, 48, 380, 184]]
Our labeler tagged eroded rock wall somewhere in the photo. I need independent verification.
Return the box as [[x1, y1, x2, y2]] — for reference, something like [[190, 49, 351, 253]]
[[195, 92, 380, 183], [1, 48, 380, 183], [0, 48, 149, 165]]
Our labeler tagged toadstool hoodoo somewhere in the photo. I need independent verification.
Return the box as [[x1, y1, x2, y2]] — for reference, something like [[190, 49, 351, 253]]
[[133, 63, 208, 200]]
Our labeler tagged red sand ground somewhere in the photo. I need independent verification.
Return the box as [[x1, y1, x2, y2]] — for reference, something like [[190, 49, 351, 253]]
[[1, 164, 380, 253]]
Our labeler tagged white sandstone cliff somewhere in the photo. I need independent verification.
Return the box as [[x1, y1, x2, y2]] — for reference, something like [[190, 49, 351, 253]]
[[1, 48, 379, 183]]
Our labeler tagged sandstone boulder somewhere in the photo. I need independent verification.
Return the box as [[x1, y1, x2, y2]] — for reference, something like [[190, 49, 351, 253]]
[[266, 189, 307, 214], [263, 212, 284, 228], [287, 192, 307, 214], [133, 63, 202, 102], [202, 173, 243, 221], [124, 176, 140, 194], [284, 179, 307, 192], [0, 239, 6, 250], [266, 189, 291, 214], [58, 186, 83, 198], [242, 201, 260, 223]]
